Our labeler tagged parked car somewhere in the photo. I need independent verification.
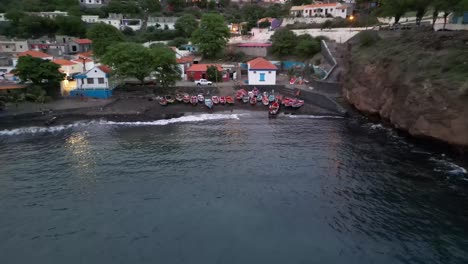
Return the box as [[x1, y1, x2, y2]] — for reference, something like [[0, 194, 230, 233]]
[[194, 79, 212, 86]]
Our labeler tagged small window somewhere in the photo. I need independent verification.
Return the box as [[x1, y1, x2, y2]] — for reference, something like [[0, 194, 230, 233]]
[[253, 71, 256, 74], [342, 9, 345, 13], [268, 71, 271, 74], [98, 78, 105, 84], [19, 45, 23, 49], [259, 73, 265, 82], [87, 78, 94, 84], [5, 45, 9, 48]]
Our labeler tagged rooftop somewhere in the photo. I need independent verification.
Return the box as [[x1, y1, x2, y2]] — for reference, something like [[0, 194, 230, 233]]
[[18, 50, 52, 59], [248, 57, 277, 70], [52, 59, 77, 66], [74, 38, 92, 45], [187, 64, 222, 72]]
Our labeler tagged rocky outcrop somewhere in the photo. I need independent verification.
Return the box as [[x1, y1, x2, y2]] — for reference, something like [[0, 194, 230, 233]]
[[344, 31, 468, 146]]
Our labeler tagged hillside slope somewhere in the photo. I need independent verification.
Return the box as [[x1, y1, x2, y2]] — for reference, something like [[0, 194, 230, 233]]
[[344, 31, 468, 146]]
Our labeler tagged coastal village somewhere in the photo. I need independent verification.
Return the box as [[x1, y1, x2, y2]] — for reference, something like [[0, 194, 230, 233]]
[[0, 0, 467, 142]]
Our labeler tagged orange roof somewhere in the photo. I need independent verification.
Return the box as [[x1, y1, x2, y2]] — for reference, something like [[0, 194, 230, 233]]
[[52, 59, 77, 66], [248, 57, 277, 70], [18, 50, 52, 59], [187, 64, 222, 72], [176, 56, 194, 64], [98, 65, 112, 74], [0, 84, 27, 90], [74, 38, 92, 45], [77, 51, 94, 58]]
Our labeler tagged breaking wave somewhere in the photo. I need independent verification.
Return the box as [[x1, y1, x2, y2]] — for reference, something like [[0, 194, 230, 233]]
[[430, 157, 467, 177], [0, 114, 242, 136], [287, 115, 344, 119]]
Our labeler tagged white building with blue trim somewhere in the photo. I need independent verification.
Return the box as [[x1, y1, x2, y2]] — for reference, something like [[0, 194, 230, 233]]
[[247, 57, 278, 85], [72, 65, 115, 99]]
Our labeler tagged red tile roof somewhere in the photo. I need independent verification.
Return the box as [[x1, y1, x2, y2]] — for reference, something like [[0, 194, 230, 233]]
[[98, 65, 112, 74], [187, 64, 222, 72], [18, 50, 52, 59], [303, 3, 337, 8], [72, 57, 93, 63], [74, 38, 92, 45], [77, 51, 94, 58], [176, 56, 194, 64], [52, 59, 78, 66], [248, 57, 277, 70]]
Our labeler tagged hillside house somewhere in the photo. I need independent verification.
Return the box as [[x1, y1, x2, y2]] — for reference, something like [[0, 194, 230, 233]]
[[176, 56, 194, 79], [0, 39, 28, 54], [79, 0, 110, 8], [290, 3, 352, 19], [69, 39, 92, 54], [247, 57, 277, 85], [148, 17, 178, 30]]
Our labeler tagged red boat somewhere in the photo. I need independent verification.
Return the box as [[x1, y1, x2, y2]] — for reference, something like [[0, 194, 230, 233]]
[[226, 96, 234, 105], [219, 96, 226, 104], [282, 97, 293, 106], [250, 96, 257, 105], [159, 97, 168, 106], [262, 96, 269, 106], [190, 96, 198, 105], [212, 96, 220, 104], [252, 87, 259, 96], [276, 95, 283, 103], [236, 89, 247, 101], [183, 94, 190, 104], [292, 99, 304, 108], [269, 101, 280, 115]]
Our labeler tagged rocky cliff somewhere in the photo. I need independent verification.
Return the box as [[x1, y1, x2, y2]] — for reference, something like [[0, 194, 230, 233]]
[[344, 31, 468, 146]]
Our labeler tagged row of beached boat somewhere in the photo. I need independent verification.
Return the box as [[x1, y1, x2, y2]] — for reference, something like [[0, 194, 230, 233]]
[[158, 88, 304, 116], [158, 93, 235, 109]]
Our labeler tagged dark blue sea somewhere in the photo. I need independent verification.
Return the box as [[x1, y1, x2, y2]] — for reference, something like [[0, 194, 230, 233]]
[[0, 111, 467, 264]]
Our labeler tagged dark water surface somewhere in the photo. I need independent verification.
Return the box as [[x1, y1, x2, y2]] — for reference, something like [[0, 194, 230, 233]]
[[0, 112, 467, 264]]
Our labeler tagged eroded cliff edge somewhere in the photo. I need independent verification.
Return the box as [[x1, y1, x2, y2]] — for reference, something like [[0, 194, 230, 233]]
[[343, 31, 468, 146]]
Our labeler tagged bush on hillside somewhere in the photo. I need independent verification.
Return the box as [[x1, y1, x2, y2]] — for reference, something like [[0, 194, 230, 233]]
[[359, 31, 381, 47]]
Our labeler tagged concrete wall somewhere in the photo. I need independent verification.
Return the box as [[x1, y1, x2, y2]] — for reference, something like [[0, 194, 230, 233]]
[[282, 17, 332, 26], [434, 23, 468, 31], [299, 89, 346, 115], [233, 46, 268, 57]]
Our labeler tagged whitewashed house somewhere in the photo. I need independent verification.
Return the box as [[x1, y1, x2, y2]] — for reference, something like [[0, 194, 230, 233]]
[[290, 3, 352, 19], [0, 39, 28, 54], [0, 13, 8, 22], [72, 65, 115, 98], [79, 0, 110, 8], [247, 57, 277, 85], [148, 17, 178, 30]]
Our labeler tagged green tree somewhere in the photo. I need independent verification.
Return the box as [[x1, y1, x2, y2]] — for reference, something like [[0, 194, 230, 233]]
[[270, 29, 297, 58], [409, 0, 432, 25], [168, 37, 188, 48], [208, 0, 216, 10], [206, 65, 222, 82], [13, 56, 65, 97], [295, 35, 321, 60], [150, 44, 181, 89], [102, 42, 154, 85], [55, 15, 86, 37], [432, 0, 466, 29], [174, 14, 199, 38], [191, 14, 230, 58], [321, 20, 333, 30], [377, 0, 411, 25], [87, 23, 125, 58]]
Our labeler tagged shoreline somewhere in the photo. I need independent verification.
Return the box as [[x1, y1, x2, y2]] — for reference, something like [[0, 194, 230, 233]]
[[0, 97, 343, 129]]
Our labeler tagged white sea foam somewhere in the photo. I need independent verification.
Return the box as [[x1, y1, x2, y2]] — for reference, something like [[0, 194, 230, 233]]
[[287, 115, 344, 119], [0, 114, 242, 136], [430, 157, 467, 176], [369, 124, 385, 130]]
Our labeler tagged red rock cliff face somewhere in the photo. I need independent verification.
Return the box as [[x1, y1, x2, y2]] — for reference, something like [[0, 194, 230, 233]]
[[343, 32, 468, 146]]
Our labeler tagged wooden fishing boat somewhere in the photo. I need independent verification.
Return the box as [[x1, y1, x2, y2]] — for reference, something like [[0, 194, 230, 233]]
[[268, 94, 275, 102], [219, 96, 226, 104], [190, 96, 198, 105], [165, 95, 175, 104], [242, 95, 249, 104], [276, 95, 283, 103], [236, 89, 247, 101], [226, 96, 234, 105], [175, 93, 183, 102], [252, 87, 259, 96], [183, 94, 190, 104], [292, 99, 304, 109], [205, 98, 213, 109], [282, 97, 292, 106], [159, 97, 168, 106], [256, 95, 262, 102], [197, 94, 204, 102], [262, 96, 269, 106], [212, 96, 220, 104], [269, 101, 280, 115], [250, 96, 257, 105]]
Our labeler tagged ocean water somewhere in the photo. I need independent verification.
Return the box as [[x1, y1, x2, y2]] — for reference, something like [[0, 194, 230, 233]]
[[0, 111, 467, 264]]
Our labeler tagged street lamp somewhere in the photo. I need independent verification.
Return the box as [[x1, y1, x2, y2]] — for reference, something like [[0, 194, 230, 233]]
[[349, 15, 355, 32]]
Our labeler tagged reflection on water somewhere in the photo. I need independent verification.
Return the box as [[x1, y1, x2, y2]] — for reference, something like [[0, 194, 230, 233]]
[[0, 113, 467, 264], [65, 132, 97, 184]]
